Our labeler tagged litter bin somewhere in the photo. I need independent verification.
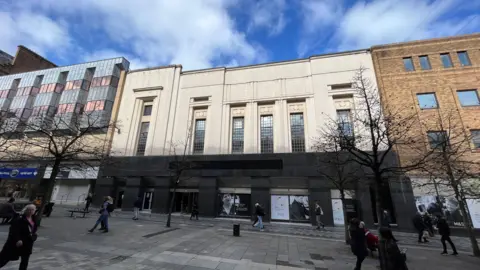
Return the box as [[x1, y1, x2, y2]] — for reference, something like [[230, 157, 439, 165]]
[[233, 224, 240, 237]]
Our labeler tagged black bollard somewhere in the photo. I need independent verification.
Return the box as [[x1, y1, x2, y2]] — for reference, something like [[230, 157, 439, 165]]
[[233, 224, 240, 237]]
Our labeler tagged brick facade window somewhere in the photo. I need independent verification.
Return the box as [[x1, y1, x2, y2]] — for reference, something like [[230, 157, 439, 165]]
[[471, 130, 480, 150], [457, 51, 471, 66], [403, 57, 415, 71], [419, 56, 431, 70], [457, 90, 479, 107], [416, 93, 438, 109], [427, 131, 449, 150], [440, 53, 453, 68]]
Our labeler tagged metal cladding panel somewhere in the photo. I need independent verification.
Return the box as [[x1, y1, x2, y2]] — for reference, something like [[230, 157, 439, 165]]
[[10, 96, 33, 109], [59, 89, 88, 104], [33, 93, 58, 106], [87, 86, 116, 102], [0, 99, 11, 110]]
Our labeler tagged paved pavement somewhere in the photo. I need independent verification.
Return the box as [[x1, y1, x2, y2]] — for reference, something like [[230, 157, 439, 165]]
[[0, 209, 478, 269]]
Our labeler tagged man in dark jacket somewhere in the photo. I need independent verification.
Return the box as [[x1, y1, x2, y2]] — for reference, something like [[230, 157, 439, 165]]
[[350, 218, 368, 270], [437, 216, 458, 255], [133, 196, 142, 220], [254, 203, 265, 231], [413, 213, 428, 243]]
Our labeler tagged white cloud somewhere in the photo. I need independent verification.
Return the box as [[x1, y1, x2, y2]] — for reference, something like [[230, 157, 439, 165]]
[[298, 0, 480, 56], [0, 8, 70, 58], [247, 0, 288, 36], [25, 0, 266, 70]]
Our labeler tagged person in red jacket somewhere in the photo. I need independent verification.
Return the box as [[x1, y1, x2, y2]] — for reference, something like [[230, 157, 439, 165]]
[[360, 222, 379, 255]]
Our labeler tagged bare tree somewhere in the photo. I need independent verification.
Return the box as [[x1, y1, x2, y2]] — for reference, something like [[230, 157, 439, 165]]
[[413, 109, 480, 256], [165, 123, 195, 228], [313, 136, 364, 244], [11, 110, 117, 225], [321, 67, 428, 269]]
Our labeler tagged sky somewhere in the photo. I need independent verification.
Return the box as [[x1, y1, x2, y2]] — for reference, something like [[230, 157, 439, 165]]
[[0, 0, 479, 71]]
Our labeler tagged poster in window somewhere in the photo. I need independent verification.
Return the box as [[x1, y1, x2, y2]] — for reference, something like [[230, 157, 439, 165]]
[[289, 195, 310, 221], [217, 193, 251, 217], [218, 193, 235, 216], [235, 194, 251, 217], [467, 199, 480, 229], [271, 195, 289, 220], [414, 196, 464, 227], [332, 199, 345, 226]]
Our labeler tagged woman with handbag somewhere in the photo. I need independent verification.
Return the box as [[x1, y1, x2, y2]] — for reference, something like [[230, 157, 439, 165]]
[[0, 204, 38, 270], [379, 228, 408, 270]]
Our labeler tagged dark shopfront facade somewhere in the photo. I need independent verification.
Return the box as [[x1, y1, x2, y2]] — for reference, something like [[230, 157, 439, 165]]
[[94, 152, 418, 230]]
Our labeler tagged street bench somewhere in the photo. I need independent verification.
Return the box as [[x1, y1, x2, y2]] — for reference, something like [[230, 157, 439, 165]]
[[68, 209, 89, 218]]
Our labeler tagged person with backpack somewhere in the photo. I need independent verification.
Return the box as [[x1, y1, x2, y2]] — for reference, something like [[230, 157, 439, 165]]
[[315, 201, 325, 230], [88, 196, 113, 233], [254, 203, 265, 231]]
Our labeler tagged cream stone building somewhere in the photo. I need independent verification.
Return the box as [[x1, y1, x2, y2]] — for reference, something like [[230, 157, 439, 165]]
[[98, 49, 415, 229]]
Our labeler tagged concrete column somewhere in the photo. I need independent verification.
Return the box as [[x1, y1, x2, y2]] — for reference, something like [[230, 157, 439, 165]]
[[305, 97, 316, 151], [357, 186, 374, 227], [389, 177, 417, 230], [92, 177, 116, 206], [220, 104, 230, 154], [245, 102, 258, 153], [251, 177, 270, 221], [152, 177, 171, 214], [309, 188, 333, 226], [122, 177, 142, 211], [198, 177, 217, 217]]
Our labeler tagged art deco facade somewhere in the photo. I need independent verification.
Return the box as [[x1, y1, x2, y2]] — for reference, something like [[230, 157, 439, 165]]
[[97, 50, 416, 229]]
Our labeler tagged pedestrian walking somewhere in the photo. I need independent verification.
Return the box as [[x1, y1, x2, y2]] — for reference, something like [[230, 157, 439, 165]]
[[254, 203, 265, 231], [412, 212, 428, 243], [315, 201, 325, 230], [382, 210, 398, 242], [84, 193, 93, 212], [379, 227, 408, 270], [437, 216, 458, 255], [133, 196, 142, 220], [190, 202, 199, 220], [0, 204, 38, 270], [88, 196, 112, 233], [422, 213, 435, 237], [349, 218, 368, 270]]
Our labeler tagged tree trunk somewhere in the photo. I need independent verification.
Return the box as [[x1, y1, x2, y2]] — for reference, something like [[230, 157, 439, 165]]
[[452, 185, 480, 256], [36, 159, 61, 226], [166, 177, 179, 228], [374, 179, 388, 270], [340, 191, 350, 244]]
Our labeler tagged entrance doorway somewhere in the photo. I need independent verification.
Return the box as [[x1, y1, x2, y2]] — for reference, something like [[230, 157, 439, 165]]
[[143, 191, 154, 211], [172, 192, 198, 213], [116, 190, 124, 208]]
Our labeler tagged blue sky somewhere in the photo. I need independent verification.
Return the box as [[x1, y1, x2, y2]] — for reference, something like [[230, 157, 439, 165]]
[[1, 0, 479, 70]]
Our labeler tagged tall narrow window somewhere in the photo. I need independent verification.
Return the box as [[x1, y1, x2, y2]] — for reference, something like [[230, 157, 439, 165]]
[[260, 115, 274, 153], [136, 122, 150, 156], [290, 113, 305, 152], [440, 53, 453, 68], [337, 110, 354, 149], [193, 119, 206, 154], [457, 51, 471, 66], [419, 55, 431, 70], [231, 117, 244, 153], [403, 57, 415, 71], [143, 105, 152, 116]]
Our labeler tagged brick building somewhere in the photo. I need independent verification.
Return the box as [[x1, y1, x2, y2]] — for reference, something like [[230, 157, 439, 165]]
[[372, 34, 480, 228], [0, 46, 57, 76]]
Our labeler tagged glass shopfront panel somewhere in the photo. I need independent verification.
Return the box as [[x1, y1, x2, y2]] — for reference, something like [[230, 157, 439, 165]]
[[218, 193, 251, 218], [270, 195, 310, 222]]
